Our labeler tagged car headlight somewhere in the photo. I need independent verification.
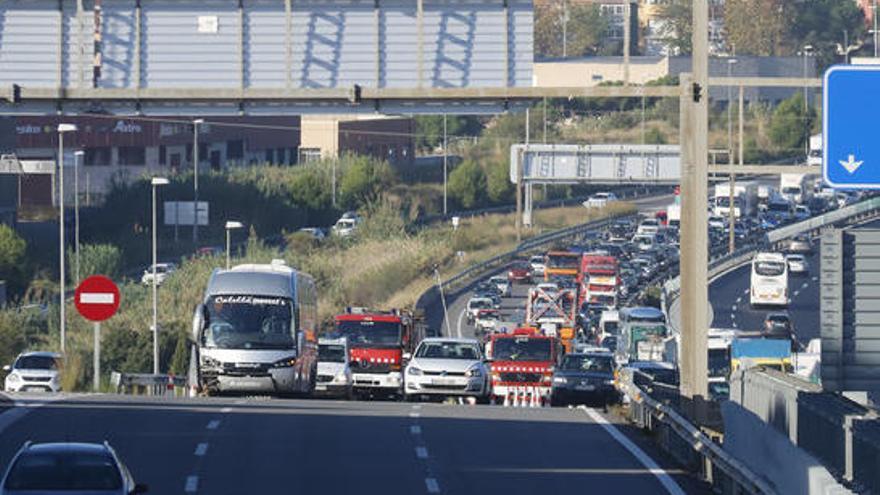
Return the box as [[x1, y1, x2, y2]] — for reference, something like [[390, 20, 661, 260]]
[[465, 367, 483, 378], [6, 373, 20, 383], [200, 356, 221, 367], [604, 379, 615, 386], [552, 376, 567, 385], [407, 366, 423, 376], [272, 357, 297, 368]]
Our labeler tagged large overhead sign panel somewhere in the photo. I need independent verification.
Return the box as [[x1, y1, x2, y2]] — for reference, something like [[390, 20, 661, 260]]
[[510, 144, 681, 185], [0, 0, 533, 115], [823, 66, 880, 188]]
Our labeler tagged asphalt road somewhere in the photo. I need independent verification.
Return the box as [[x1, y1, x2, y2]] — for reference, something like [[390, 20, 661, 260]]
[[0, 393, 707, 494]]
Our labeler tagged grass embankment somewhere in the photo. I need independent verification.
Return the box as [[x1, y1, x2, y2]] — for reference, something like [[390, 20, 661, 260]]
[[0, 200, 634, 389]]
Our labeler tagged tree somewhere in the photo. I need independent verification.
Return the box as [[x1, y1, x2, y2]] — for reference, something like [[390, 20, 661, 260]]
[[289, 165, 333, 211], [791, 0, 865, 71], [535, 2, 608, 58], [413, 116, 482, 152], [768, 93, 815, 155], [656, 0, 692, 55], [447, 160, 487, 210], [68, 243, 122, 281], [339, 155, 395, 209], [0, 225, 27, 296], [486, 159, 514, 204], [724, 0, 793, 56]]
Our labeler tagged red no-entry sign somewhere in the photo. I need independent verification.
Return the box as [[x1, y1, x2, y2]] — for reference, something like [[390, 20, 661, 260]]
[[74, 275, 121, 322]]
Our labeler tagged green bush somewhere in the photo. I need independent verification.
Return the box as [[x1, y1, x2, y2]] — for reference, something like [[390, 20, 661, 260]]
[[448, 160, 487, 210], [68, 243, 122, 281], [0, 224, 28, 297], [769, 93, 815, 154], [339, 155, 396, 209], [486, 159, 514, 204]]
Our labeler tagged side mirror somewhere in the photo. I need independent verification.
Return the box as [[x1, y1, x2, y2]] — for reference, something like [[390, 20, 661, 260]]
[[192, 304, 206, 341], [2, 365, 10, 372], [130, 483, 149, 494], [402, 352, 412, 361]]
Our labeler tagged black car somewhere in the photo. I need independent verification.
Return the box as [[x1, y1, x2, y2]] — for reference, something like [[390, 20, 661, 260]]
[[550, 352, 617, 407]]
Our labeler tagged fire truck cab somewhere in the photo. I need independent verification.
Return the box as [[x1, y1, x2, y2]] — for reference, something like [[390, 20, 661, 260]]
[[486, 328, 561, 406]]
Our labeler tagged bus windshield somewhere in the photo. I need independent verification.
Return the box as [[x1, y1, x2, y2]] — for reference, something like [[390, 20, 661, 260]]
[[754, 261, 786, 277], [546, 253, 580, 269], [492, 337, 552, 362], [203, 295, 294, 350], [336, 320, 402, 347]]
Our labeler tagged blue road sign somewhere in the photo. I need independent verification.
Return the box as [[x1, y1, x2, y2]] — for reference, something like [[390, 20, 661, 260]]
[[824, 65, 880, 189]]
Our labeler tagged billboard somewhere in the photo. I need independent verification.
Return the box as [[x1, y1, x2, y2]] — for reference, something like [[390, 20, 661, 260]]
[[164, 202, 209, 227]]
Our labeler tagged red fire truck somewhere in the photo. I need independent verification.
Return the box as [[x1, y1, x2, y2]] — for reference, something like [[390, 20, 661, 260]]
[[486, 328, 561, 406], [579, 255, 620, 308], [334, 307, 422, 398]]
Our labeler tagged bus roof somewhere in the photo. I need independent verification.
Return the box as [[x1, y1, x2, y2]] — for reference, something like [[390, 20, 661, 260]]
[[205, 265, 301, 299], [754, 252, 785, 263], [620, 307, 665, 321]]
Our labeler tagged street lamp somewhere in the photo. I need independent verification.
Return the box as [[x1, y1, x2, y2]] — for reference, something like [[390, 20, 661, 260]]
[[192, 119, 204, 245], [150, 176, 169, 375], [443, 114, 448, 216], [74, 150, 84, 285], [801, 45, 813, 112], [57, 123, 77, 355], [224, 221, 244, 269]]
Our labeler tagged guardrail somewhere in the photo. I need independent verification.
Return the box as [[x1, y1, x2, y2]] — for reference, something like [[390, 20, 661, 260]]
[[110, 372, 189, 397], [617, 367, 778, 495]]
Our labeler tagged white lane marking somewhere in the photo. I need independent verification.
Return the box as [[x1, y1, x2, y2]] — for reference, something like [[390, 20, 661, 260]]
[[801, 282, 809, 289], [194, 443, 209, 457], [425, 478, 441, 494], [581, 407, 686, 495], [185, 476, 199, 493], [234, 400, 246, 405], [412, 404, 422, 410], [409, 412, 421, 419], [206, 420, 221, 430], [812, 276, 819, 282], [456, 305, 466, 339], [79, 292, 115, 304], [416, 446, 429, 459], [736, 296, 743, 304], [793, 290, 800, 297], [743, 288, 749, 295], [731, 305, 737, 312], [221, 407, 232, 413], [410, 425, 422, 435]]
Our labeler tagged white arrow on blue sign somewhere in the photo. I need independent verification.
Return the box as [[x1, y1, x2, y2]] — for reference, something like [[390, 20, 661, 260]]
[[824, 65, 880, 189]]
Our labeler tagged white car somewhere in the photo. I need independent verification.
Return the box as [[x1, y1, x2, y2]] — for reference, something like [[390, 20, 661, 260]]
[[331, 216, 361, 238], [707, 216, 726, 231], [141, 263, 176, 286], [315, 337, 352, 399], [474, 310, 501, 334], [404, 338, 488, 401], [489, 276, 511, 297], [4, 352, 62, 393], [786, 254, 808, 274], [297, 227, 326, 241], [466, 297, 495, 324], [583, 192, 618, 209], [636, 218, 660, 235], [529, 255, 546, 277]]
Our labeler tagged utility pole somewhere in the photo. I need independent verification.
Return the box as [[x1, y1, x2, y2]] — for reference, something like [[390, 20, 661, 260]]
[[623, 1, 631, 86], [679, 0, 710, 406], [562, 0, 568, 58], [192, 119, 203, 245], [443, 114, 448, 216]]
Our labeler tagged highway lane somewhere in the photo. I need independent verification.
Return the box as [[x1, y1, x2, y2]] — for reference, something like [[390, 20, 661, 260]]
[[0, 393, 707, 494]]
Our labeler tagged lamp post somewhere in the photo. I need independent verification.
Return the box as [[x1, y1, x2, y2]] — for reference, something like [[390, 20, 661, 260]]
[[74, 150, 84, 285], [727, 58, 737, 161], [443, 114, 448, 216], [802, 45, 813, 112], [57, 123, 77, 355], [151, 176, 169, 375], [433, 265, 452, 336], [192, 119, 204, 245], [224, 221, 244, 269]]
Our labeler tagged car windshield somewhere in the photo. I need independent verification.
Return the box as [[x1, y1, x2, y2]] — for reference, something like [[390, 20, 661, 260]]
[[492, 337, 552, 361], [469, 299, 492, 310], [4, 450, 123, 491], [318, 344, 346, 363], [560, 355, 613, 373], [603, 321, 619, 334], [708, 348, 730, 378], [755, 261, 786, 276], [15, 355, 58, 370], [767, 315, 789, 323], [336, 320, 401, 347], [767, 202, 791, 213], [203, 295, 295, 350], [415, 342, 481, 360]]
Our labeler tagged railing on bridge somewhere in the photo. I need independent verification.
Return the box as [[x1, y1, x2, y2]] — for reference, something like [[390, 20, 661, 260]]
[[110, 372, 189, 397]]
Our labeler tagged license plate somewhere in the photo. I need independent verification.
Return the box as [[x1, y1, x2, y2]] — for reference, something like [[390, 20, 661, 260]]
[[575, 384, 595, 391], [432, 378, 458, 386]]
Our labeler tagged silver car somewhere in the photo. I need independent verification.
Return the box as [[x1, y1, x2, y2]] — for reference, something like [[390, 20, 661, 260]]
[[315, 337, 353, 399], [404, 338, 489, 401], [4, 352, 62, 393], [0, 442, 147, 495]]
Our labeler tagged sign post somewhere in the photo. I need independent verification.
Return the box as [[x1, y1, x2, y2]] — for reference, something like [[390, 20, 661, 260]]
[[74, 275, 121, 391], [823, 65, 880, 188]]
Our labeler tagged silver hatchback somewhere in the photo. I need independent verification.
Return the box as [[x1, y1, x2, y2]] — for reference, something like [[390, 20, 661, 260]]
[[0, 442, 147, 495]]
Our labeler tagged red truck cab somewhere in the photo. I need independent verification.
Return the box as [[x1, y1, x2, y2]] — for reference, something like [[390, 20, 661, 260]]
[[486, 328, 560, 406], [334, 308, 419, 398]]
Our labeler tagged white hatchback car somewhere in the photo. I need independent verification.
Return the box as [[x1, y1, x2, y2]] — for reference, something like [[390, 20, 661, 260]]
[[3, 352, 62, 393], [583, 192, 618, 209], [404, 338, 488, 401], [786, 254, 808, 274], [141, 262, 177, 286], [315, 337, 353, 399]]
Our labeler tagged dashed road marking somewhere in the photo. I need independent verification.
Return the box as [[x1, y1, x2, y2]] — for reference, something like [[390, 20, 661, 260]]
[[194, 443, 208, 457], [736, 296, 743, 304], [743, 288, 750, 295], [410, 425, 422, 435], [221, 407, 231, 413], [409, 412, 421, 419], [731, 305, 737, 312], [425, 478, 441, 493], [793, 290, 800, 297], [801, 282, 809, 290], [234, 400, 246, 405], [185, 476, 198, 493], [206, 420, 221, 430], [416, 446, 429, 459], [581, 407, 686, 495], [812, 276, 819, 282]]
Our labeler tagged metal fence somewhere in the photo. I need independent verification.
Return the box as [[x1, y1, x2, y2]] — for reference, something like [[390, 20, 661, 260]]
[[110, 372, 189, 397]]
